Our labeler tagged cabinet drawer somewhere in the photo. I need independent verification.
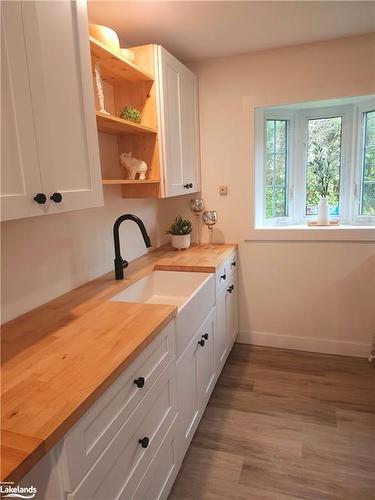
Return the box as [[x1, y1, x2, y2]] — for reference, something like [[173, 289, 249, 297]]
[[60, 321, 175, 491], [67, 360, 177, 500], [131, 422, 178, 500], [226, 250, 238, 278], [216, 259, 228, 291]]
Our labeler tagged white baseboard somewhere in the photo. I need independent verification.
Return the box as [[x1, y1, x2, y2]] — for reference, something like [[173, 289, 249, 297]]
[[236, 330, 370, 358]]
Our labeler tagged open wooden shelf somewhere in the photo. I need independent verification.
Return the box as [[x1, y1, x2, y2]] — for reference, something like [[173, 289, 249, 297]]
[[90, 37, 154, 84], [96, 111, 157, 135], [102, 179, 160, 185]]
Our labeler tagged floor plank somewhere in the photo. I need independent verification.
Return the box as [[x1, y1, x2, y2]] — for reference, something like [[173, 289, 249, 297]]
[[169, 344, 375, 500]]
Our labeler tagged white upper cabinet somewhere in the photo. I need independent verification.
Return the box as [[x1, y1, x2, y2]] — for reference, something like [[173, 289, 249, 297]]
[[1, 0, 103, 221], [157, 46, 200, 198], [1, 1, 44, 221]]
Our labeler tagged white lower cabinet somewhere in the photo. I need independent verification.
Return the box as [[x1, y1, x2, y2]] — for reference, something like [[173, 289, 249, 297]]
[[176, 307, 216, 459], [67, 362, 177, 500], [215, 251, 239, 373], [132, 422, 178, 500], [227, 272, 239, 349], [19, 258, 239, 499]]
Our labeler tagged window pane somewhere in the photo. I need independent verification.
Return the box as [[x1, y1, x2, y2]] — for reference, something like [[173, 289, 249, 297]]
[[266, 120, 275, 153], [306, 117, 342, 216], [361, 111, 375, 215], [264, 119, 288, 218], [274, 187, 287, 216]]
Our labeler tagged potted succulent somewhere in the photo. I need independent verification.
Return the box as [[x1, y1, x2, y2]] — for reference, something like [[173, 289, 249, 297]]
[[166, 216, 192, 250], [308, 141, 336, 225]]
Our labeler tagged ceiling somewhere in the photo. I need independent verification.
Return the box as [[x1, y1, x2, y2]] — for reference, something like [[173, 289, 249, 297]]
[[87, 1, 375, 62]]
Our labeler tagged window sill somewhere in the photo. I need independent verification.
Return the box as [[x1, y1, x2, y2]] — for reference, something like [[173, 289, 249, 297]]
[[246, 225, 375, 242]]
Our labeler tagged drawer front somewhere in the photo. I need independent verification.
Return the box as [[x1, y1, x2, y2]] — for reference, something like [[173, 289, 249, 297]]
[[68, 360, 177, 500], [131, 422, 178, 500], [216, 259, 228, 291], [175, 273, 215, 358], [60, 320, 175, 491], [226, 250, 238, 278], [216, 250, 237, 291]]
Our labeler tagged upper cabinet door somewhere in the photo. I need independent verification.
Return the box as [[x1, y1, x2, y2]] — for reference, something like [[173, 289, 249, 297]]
[[21, 0, 103, 214], [1, 1, 45, 221], [158, 47, 200, 198], [180, 66, 200, 195]]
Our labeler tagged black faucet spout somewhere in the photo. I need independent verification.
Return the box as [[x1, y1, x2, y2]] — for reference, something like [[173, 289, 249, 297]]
[[113, 214, 151, 280]]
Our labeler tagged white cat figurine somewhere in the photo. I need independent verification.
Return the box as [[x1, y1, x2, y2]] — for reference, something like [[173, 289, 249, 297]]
[[120, 152, 148, 180]]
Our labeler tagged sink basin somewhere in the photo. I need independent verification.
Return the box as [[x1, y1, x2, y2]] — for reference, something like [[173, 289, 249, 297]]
[[110, 271, 212, 311]]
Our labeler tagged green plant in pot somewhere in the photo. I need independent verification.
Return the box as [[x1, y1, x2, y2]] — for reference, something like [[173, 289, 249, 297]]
[[166, 216, 192, 250], [308, 141, 337, 225], [119, 106, 142, 124]]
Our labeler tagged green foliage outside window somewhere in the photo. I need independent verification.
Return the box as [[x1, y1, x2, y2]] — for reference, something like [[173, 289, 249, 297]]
[[361, 111, 375, 215], [306, 117, 341, 215], [265, 120, 288, 218]]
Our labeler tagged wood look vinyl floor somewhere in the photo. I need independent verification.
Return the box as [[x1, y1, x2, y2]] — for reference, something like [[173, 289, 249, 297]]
[[169, 344, 375, 500]]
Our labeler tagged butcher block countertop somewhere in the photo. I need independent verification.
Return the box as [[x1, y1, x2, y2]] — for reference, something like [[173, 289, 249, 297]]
[[1, 243, 237, 483]]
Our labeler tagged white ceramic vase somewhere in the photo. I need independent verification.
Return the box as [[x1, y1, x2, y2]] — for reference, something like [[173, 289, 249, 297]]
[[317, 196, 330, 225], [171, 234, 191, 250]]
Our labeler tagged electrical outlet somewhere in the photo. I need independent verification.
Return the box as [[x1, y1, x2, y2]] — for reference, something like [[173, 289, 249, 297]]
[[219, 185, 228, 195]]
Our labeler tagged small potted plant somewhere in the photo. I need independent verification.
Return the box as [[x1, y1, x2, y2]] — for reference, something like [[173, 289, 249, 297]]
[[119, 106, 142, 124], [166, 216, 192, 250], [308, 141, 336, 225]]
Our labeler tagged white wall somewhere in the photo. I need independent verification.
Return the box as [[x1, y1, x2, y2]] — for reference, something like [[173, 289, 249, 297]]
[[190, 34, 375, 357], [1, 185, 189, 323]]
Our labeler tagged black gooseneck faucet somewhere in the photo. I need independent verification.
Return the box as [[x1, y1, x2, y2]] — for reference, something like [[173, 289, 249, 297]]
[[113, 214, 151, 280]]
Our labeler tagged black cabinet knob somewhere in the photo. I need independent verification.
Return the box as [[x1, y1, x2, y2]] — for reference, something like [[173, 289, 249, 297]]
[[50, 192, 63, 203], [189, 183, 193, 188], [183, 183, 190, 189], [231, 261, 236, 267], [133, 376, 145, 388], [33, 193, 47, 204], [202, 333, 208, 340], [198, 339, 205, 347], [220, 274, 226, 281], [138, 437, 149, 448]]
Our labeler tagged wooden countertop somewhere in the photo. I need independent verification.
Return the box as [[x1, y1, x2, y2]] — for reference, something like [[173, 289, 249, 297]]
[[1, 243, 237, 483]]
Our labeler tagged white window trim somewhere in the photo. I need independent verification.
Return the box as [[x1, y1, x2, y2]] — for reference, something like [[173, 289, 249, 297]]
[[262, 110, 294, 226], [353, 100, 375, 225], [253, 99, 375, 241]]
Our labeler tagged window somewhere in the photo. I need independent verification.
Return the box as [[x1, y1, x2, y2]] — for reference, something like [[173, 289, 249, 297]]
[[306, 116, 342, 216], [265, 119, 288, 219], [254, 96, 375, 227], [361, 111, 375, 216]]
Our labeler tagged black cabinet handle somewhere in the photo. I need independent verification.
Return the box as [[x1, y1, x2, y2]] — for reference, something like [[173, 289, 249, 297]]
[[34, 193, 47, 204], [50, 192, 63, 203], [227, 285, 234, 293], [220, 274, 226, 281], [133, 376, 145, 388], [138, 437, 149, 449], [231, 261, 236, 267], [198, 339, 205, 347], [189, 183, 193, 188], [202, 333, 208, 340], [183, 183, 193, 189]]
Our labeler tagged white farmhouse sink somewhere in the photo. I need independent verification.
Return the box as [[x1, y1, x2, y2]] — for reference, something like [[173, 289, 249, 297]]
[[110, 271, 212, 311]]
